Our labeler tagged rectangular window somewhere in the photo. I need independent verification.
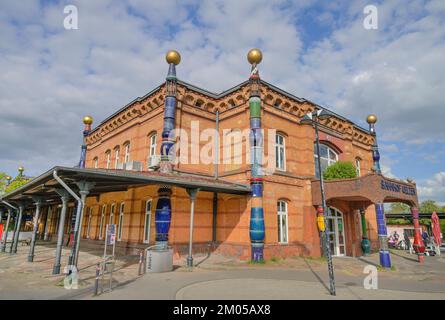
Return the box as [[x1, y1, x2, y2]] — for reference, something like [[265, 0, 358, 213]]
[[143, 200, 152, 243], [106, 152, 111, 169], [275, 134, 286, 170], [117, 202, 125, 241], [124, 144, 130, 163], [114, 149, 120, 168], [150, 134, 157, 157], [277, 201, 288, 244], [356, 159, 361, 177], [99, 205, 106, 240], [109, 203, 115, 225], [86, 207, 93, 239]]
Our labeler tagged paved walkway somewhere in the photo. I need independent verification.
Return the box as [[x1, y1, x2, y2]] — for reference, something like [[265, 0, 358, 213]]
[[1, 242, 445, 300]]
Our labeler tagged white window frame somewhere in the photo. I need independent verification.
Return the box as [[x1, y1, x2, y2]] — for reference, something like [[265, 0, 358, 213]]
[[124, 143, 130, 163], [277, 200, 289, 244], [109, 203, 115, 225], [117, 202, 125, 241], [275, 133, 286, 171], [99, 205, 106, 240], [149, 134, 157, 157], [314, 144, 338, 178], [86, 207, 93, 239], [143, 199, 152, 244], [105, 151, 111, 169], [356, 158, 361, 177], [114, 148, 120, 168]]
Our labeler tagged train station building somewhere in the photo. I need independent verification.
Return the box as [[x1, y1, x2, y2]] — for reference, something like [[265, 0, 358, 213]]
[[0, 49, 423, 272]]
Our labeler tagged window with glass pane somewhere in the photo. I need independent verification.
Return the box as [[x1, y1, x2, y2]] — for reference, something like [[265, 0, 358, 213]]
[[114, 148, 120, 168], [106, 152, 111, 169], [149, 134, 157, 156], [144, 200, 152, 243], [86, 207, 93, 239], [275, 134, 286, 170], [314, 144, 338, 178], [124, 144, 130, 163], [356, 158, 361, 177], [277, 200, 288, 243], [109, 203, 115, 225], [118, 202, 124, 241], [99, 205, 106, 240], [93, 157, 98, 169]]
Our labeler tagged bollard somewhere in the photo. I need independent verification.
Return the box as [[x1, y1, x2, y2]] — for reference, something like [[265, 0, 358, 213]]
[[93, 263, 100, 296]]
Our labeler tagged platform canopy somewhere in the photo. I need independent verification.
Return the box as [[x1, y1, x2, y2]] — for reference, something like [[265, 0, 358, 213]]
[[311, 173, 419, 207], [0, 166, 251, 207]]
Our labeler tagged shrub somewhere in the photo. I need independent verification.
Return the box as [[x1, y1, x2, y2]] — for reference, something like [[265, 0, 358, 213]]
[[323, 161, 357, 180]]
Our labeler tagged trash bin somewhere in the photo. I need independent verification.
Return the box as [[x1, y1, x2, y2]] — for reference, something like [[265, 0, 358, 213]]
[[146, 248, 173, 273]]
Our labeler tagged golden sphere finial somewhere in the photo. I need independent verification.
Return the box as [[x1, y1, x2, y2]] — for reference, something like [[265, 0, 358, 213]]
[[6, 175, 11, 181], [83, 115, 93, 125], [18, 166, 24, 173], [366, 114, 377, 124], [166, 50, 181, 65], [247, 48, 263, 65]]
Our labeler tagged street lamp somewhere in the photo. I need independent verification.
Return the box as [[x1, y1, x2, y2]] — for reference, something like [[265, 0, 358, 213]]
[[301, 108, 336, 296]]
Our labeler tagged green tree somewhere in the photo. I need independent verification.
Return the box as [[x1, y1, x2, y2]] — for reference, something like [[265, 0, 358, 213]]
[[388, 202, 410, 213], [0, 171, 7, 194], [419, 200, 440, 213], [4, 176, 30, 194], [323, 161, 357, 180]]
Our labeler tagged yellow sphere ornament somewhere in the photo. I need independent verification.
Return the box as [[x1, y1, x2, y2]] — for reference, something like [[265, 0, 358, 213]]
[[366, 114, 377, 124], [6, 175, 11, 181], [18, 166, 24, 173], [83, 116, 93, 125], [166, 50, 181, 65], [247, 48, 263, 65]]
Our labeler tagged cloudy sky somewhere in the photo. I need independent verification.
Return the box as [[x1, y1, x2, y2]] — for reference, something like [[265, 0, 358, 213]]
[[0, 0, 444, 204]]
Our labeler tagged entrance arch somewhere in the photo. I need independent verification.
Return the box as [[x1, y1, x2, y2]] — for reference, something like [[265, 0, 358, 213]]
[[326, 207, 346, 256]]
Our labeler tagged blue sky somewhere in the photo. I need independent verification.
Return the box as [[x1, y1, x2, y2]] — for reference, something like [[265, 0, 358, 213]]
[[0, 0, 444, 203]]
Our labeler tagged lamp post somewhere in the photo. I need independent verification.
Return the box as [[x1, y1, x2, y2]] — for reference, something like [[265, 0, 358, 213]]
[[301, 109, 336, 296]]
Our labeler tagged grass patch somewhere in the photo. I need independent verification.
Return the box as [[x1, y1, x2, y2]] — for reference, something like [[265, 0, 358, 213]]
[[270, 257, 281, 263], [247, 259, 266, 265]]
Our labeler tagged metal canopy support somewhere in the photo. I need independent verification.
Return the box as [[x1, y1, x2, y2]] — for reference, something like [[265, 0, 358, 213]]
[[11, 203, 24, 254], [28, 198, 42, 262], [1, 207, 13, 253], [72, 181, 94, 267], [186, 188, 199, 268], [53, 189, 70, 274]]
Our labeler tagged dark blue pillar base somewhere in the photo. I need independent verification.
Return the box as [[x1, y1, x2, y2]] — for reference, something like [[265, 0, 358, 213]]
[[379, 250, 391, 268], [251, 244, 264, 262]]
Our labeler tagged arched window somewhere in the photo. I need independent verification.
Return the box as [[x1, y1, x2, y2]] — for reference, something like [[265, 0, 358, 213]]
[[123, 142, 131, 163], [93, 157, 99, 169], [99, 205, 106, 240], [117, 202, 125, 241], [275, 133, 286, 170], [355, 157, 361, 177], [105, 150, 111, 169], [149, 133, 157, 157], [114, 147, 120, 169], [314, 144, 338, 178], [277, 200, 288, 244], [85, 207, 93, 239]]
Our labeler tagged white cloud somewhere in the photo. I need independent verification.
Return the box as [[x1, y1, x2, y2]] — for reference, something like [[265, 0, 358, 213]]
[[417, 172, 445, 203], [0, 0, 444, 206]]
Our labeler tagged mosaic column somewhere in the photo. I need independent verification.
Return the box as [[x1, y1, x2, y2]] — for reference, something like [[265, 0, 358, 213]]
[[360, 209, 371, 255], [247, 49, 265, 262], [411, 206, 425, 263], [375, 203, 391, 268], [78, 116, 93, 168], [367, 115, 381, 174], [155, 50, 180, 250]]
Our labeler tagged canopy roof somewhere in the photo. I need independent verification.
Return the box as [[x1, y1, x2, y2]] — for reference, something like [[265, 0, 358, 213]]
[[0, 166, 251, 208]]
